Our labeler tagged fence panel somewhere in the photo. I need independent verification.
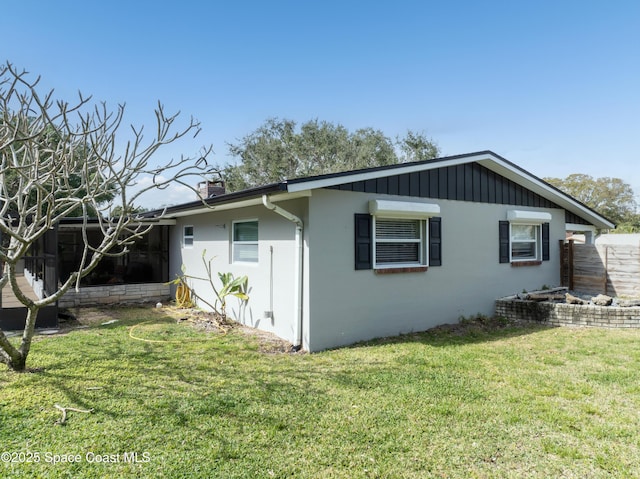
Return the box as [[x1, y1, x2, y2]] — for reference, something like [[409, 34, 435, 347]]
[[568, 243, 640, 297]]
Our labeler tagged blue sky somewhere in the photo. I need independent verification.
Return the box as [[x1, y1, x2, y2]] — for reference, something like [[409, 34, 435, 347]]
[[4, 1, 640, 208]]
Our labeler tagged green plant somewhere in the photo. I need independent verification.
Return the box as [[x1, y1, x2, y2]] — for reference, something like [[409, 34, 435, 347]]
[[494, 315, 510, 327], [168, 251, 249, 320], [216, 271, 249, 318]]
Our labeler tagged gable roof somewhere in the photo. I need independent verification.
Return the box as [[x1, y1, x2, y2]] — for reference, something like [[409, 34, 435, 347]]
[[144, 150, 615, 229]]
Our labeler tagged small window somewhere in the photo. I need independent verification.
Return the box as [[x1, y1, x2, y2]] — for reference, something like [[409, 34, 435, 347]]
[[373, 218, 426, 267], [510, 224, 540, 261], [183, 226, 194, 248], [233, 220, 258, 263]]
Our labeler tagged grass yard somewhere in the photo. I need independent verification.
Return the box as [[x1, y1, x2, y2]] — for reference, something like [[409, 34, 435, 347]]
[[1, 307, 640, 478]]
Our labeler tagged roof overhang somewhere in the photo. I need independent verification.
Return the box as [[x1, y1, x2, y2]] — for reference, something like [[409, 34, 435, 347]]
[[143, 189, 311, 220], [58, 217, 177, 228], [474, 154, 614, 230], [284, 152, 490, 193], [284, 151, 614, 230], [141, 151, 614, 230]]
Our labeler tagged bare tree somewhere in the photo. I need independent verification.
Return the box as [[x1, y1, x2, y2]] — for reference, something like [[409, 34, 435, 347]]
[[0, 62, 214, 371]]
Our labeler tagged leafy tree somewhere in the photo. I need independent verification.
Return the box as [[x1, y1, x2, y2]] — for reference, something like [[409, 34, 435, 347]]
[[544, 174, 639, 229], [612, 217, 640, 233], [223, 118, 439, 191], [398, 129, 440, 163], [0, 62, 214, 371]]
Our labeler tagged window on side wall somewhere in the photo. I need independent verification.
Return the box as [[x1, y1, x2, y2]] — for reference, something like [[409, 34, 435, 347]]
[[233, 220, 258, 263], [183, 225, 194, 248], [373, 217, 427, 268], [355, 199, 441, 271], [499, 211, 551, 264], [510, 224, 540, 261]]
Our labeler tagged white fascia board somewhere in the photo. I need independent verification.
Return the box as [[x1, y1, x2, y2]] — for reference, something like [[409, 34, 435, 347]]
[[161, 191, 311, 219], [284, 152, 495, 193], [507, 210, 552, 224], [270, 190, 312, 201], [369, 199, 440, 218], [476, 157, 615, 230]]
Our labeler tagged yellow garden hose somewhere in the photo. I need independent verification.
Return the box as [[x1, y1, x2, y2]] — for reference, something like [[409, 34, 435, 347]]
[[175, 280, 194, 308]]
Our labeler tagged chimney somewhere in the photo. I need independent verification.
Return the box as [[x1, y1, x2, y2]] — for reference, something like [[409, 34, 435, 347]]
[[197, 180, 226, 199]]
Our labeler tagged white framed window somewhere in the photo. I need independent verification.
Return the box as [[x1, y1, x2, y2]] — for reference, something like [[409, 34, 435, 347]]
[[373, 217, 427, 268], [367, 199, 440, 270], [232, 220, 258, 263], [510, 223, 541, 261], [183, 225, 194, 248], [502, 210, 552, 264]]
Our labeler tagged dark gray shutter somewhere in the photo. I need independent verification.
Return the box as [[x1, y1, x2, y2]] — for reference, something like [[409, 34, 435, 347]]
[[354, 214, 372, 270], [499, 221, 510, 263], [542, 222, 550, 261], [429, 217, 442, 266]]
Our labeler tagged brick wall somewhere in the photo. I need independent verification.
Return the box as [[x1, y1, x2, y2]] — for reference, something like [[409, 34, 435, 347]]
[[59, 283, 171, 308], [496, 297, 640, 328]]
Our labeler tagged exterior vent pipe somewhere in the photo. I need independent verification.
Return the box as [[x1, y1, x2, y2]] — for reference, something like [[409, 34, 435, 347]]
[[262, 195, 303, 350]]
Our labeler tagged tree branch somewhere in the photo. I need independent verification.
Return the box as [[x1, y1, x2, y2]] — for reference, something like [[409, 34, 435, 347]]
[[0, 61, 218, 370], [54, 404, 94, 425]]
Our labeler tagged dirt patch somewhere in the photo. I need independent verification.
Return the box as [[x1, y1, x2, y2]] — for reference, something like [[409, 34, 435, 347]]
[[238, 325, 301, 354], [154, 305, 301, 354], [59, 308, 118, 328], [60, 304, 300, 355], [427, 314, 525, 336]]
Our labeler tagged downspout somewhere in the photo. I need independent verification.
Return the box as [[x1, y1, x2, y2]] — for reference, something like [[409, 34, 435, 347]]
[[262, 195, 304, 351]]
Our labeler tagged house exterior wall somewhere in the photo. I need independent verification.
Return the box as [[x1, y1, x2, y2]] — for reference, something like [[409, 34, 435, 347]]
[[170, 199, 308, 345], [305, 188, 566, 351]]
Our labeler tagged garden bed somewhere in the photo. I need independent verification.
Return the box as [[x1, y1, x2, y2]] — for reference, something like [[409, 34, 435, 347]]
[[496, 287, 640, 328]]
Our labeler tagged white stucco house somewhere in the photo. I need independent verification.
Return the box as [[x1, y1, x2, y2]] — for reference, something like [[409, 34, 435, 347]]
[[142, 151, 614, 351]]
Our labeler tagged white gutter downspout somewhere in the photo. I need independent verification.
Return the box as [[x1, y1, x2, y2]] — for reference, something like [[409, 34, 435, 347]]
[[262, 195, 304, 350]]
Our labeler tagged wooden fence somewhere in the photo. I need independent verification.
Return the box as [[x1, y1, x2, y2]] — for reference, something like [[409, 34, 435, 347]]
[[560, 240, 640, 297]]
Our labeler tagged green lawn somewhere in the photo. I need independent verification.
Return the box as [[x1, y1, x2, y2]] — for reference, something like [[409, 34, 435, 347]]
[[1, 307, 640, 478]]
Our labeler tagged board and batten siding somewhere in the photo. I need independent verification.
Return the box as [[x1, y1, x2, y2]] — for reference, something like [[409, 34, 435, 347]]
[[305, 188, 565, 351], [329, 161, 591, 225]]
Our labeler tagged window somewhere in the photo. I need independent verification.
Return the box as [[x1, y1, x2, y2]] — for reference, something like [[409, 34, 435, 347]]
[[510, 224, 540, 261], [355, 200, 442, 271], [183, 226, 194, 248], [499, 212, 551, 264], [233, 220, 258, 263], [373, 217, 426, 267]]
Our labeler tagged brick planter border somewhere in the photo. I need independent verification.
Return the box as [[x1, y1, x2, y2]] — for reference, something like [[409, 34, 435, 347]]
[[496, 296, 640, 328]]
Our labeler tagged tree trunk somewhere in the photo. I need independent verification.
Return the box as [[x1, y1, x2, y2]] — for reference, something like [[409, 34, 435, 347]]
[[15, 306, 39, 371], [7, 354, 26, 372], [0, 330, 25, 372], [0, 306, 39, 372]]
